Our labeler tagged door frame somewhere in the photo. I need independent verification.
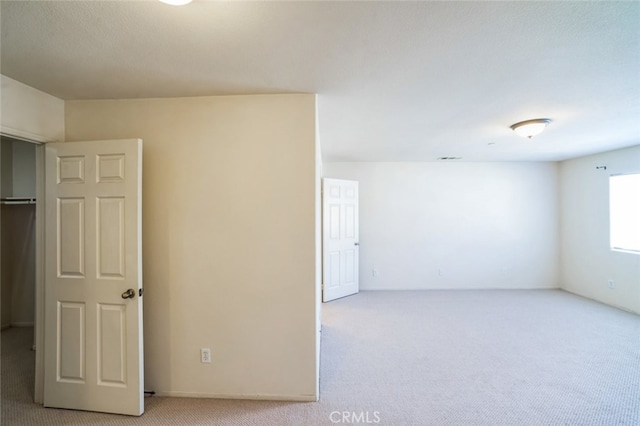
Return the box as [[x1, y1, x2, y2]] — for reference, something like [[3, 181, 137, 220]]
[[1, 127, 54, 404]]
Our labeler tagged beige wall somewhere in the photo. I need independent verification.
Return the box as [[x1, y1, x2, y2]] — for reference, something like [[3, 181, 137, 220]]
[[65, 94, 319, 400], [314, 99, 322, 398], [559, 145, 640, 314]]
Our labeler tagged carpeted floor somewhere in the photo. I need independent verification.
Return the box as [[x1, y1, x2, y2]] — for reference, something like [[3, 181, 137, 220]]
[[2, 289, 639, 425]]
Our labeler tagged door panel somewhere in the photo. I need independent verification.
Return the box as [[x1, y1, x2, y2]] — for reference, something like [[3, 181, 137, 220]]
[[57, 302, 85, 382], [58, 198, 85, 277], [97, 197, 125, 278], [97, 303, 127, 386], [322, 178, 359, 302], [44, 139, 143, 416]]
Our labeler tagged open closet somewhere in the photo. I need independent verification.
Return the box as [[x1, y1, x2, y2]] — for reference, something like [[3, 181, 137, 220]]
[[1, 136, 37, 332]]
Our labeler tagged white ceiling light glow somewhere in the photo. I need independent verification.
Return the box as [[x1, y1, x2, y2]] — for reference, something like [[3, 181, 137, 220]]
[[510, 119, 552, 139], [159, 0, 192, 5]]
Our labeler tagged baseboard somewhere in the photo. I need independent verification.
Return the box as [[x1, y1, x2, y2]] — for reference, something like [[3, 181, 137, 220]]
[[559, 288, 639, 315], [360, 286, 561, 291], [153, 390, 317, 402]]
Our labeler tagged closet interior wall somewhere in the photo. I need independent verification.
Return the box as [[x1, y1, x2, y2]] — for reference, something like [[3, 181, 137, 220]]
[[1, 137, 36, 329]]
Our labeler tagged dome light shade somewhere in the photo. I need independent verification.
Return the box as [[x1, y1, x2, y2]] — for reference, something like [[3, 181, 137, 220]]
[[159, 0, 192, 5], [510, 118, 552, 139]]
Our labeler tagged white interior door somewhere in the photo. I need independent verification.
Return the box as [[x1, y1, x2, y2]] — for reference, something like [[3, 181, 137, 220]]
[[43, 139, 143, 416], [323, 178, 359, 302]]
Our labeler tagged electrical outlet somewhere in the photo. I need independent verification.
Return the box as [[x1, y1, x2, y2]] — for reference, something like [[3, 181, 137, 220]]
[[201, 348, 211, 363], [372, 269, 379, 277], [607, 280, 615, 289], [438, 268, 444, 276]]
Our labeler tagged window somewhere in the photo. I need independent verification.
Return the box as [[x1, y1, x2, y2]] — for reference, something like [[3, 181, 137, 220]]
[[609, 173, 640, 253]]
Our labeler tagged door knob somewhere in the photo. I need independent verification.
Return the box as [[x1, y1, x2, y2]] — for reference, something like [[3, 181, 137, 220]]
[[354, 242, 360, 246], [121, 289, 136, 299]]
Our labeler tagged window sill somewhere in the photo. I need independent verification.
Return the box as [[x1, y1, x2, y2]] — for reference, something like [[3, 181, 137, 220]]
[[611, 248, 640, 256]]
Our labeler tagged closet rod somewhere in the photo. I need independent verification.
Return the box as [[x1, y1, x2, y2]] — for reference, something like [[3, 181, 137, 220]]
[[0, 197, 36, 205]]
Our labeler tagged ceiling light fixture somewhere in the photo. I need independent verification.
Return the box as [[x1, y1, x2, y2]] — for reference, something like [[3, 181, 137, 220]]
[[510, 118, 552, 139], [159, 0, 192, 5]]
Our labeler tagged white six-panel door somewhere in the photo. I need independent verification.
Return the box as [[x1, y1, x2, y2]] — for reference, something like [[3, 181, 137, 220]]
[[322, 178, 359, 302], [43, 139, 143, 416]]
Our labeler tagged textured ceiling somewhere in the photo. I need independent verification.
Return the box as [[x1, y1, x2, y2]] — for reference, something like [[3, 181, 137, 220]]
[[1, 1, 639, 162]]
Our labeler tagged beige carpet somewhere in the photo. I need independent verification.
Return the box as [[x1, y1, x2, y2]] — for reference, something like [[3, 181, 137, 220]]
[[2, 290, 639, 425]]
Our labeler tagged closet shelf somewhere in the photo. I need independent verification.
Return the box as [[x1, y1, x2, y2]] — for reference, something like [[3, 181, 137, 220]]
[[0, 197, 36, 205]]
